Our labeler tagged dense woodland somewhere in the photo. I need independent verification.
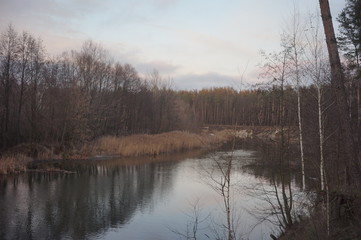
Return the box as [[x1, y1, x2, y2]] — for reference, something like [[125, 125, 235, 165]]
[[0, 32, 198, 150], [0, 25, 301, 150]]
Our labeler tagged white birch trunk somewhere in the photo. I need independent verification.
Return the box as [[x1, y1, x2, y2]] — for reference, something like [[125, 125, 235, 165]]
[[317, 85, 325, 191], [297, 85, 306, 190], [288, 8, 306, 190], [293, 42, 305, 190]]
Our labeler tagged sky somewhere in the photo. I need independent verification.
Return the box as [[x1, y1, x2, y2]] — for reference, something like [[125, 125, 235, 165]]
[[0, 0, 345, 90]]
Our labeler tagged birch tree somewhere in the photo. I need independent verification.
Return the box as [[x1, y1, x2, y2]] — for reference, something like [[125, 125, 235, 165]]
[[282, 7, 307, 190], [304, 14, 330, 191]]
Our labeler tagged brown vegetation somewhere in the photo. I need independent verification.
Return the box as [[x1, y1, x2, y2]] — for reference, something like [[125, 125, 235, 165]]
[[83, 130, 232, 157], [0, 125, 298, 175], [0, 130, 233, 174], [0, 154, 31, 174]]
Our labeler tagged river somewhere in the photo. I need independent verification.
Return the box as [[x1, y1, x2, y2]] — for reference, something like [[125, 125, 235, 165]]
[[0, 143, 307, 240]]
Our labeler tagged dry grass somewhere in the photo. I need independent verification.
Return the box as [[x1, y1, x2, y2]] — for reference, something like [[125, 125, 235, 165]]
[[83, 130, 232, 157], [0, 130, 233, 173], [4, 143, 61, 160], [0, 154, 32, 174]]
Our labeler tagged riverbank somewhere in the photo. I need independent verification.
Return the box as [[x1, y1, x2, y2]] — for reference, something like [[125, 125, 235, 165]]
[[0, 130, 232, 174], [278, 190, 361, 240], [203, 124, 298, 143], [0, 126, 293, 174]]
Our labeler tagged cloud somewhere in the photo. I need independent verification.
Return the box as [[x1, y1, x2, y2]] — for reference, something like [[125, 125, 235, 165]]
[[0, 0, 86, 41], [185, 31, 252, 56], [150, 24, 254, 58], [136, 60, 179, 75], [246, 68, 264, 85], [173, 72, 242, 90], [152, 0, 180, 9]]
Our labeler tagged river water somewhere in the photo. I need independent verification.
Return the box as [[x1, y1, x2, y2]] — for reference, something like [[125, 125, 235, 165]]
[[0, 144, 306, 240]]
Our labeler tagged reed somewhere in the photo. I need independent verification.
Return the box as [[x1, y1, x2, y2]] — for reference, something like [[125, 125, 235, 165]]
[[0, 154, 31, 174], [0, 130, 232, 173], [84, 130, 232, 157]]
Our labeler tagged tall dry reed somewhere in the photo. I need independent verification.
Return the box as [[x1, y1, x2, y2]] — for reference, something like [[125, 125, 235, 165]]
[[0, 154, 31, 174], [84, 130, 231, 157]]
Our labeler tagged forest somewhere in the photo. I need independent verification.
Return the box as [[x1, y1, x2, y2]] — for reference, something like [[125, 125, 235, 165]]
[[0, 27, 303, 149], [0, 0, 360, 238]]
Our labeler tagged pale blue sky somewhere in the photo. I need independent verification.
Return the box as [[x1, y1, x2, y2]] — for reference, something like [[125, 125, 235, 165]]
[[0, 0, 345, 90]]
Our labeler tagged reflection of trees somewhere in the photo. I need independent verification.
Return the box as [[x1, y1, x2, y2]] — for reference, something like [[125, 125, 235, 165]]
[[242, 139, 310, 238], [197, 146, 253, 240], [0, 159, 178, 240], [240, 140, 320, 190]]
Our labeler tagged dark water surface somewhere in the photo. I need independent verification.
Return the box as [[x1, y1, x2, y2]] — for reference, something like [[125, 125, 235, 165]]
[[0, 146, 305, 240]]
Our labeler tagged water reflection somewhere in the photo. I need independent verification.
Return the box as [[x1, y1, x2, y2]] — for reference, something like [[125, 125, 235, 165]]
[[239, 139, 312, 237], [0, 155, 181, 240], [0, 144, 307, 240], [237, 139, 320, 190]]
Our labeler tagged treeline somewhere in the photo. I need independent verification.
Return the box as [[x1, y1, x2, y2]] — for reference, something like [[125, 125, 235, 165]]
[[0, 25, 313, 152], [178, 84, 357, 187], [179, 87, 298, 126], [0, 25, 196, 150]]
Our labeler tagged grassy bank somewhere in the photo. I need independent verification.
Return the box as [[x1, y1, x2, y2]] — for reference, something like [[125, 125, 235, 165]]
[[0, 130, 233, 174]]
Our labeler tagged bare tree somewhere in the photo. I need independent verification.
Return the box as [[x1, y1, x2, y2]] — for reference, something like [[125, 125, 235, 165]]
[[200, 138, 240, 240], [170, 199, 209, 240], [303, 13, 337, 237], [15, 31, 38, 142], [303, 14, 331, 192], [0, 24, 18, 147], [27, 36, 45, 144], [282, 7, 307, 190]]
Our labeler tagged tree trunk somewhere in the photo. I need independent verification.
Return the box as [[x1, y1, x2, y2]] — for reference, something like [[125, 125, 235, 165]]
[[317, 85, 326, 191], [318, 0, 361, 187], [297, 88, 306, 190]]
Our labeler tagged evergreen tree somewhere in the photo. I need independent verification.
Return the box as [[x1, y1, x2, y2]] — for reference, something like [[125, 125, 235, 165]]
[[337, 0, 361, 70]]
